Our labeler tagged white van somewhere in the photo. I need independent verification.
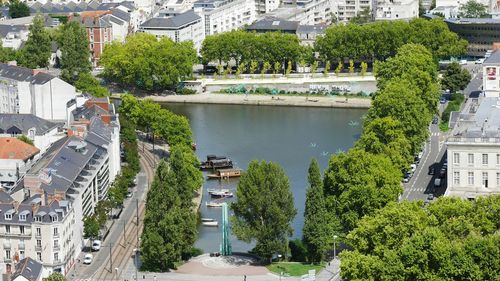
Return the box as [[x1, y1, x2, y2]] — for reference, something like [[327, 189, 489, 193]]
[[434, 178, 441, 187]]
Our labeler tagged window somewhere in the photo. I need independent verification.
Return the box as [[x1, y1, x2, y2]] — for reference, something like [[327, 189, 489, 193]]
[[53, 227, 59, 236], [54, 252, 59, 262], [36, 227, 41, 237], [468, 172, 474, 185], [19, 226, 24, 234], [19, 250, 24, 259], [34, 216, 41, 222], [53, 240, 58, 248], [5, 225, 10, 233], [19, 214, 26, 221], [36, 240, 41, 248], [482, 154, 488, 165], [453, 171, 460, 185], [5, 213, 12, 220], [497, 173, 500, 186], [468, 153, 474, 165], [497, 154, 500, 165], [482, 172, 488, 188], [453, 153, 460, 164], [5, 250, 10, 260], [37, 252, 41, 261], [50, 215, 57, 222]]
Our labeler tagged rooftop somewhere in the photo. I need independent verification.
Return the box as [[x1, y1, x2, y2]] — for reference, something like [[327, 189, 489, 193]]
[[484, 50, 500, 65], [445, 18, 500, 24], [140, 10, 200, 29], [449, 98, 500, 141], [0, 63, 56, 84], [246, 17, 299, 32], [30, 0, 136, 14], [0, 137, 40, 160], [296, 24, 326, 33], [11, 258, 42, 281], [0, 113, 59, 135]]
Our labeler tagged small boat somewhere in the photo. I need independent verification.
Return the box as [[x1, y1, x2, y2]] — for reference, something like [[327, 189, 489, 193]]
[[202, 221, 219, 227], [201, 218, 215, 222], [210, 191, 234, 198], [207, 168, 242, 180], [200, 155, 233, 170], [206, 201, 224, 208], [207, 188, 230, 194]]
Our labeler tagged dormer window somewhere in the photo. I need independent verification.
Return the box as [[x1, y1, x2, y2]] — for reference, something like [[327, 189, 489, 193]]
[[34, 216, 41, 222], [50, 215, 57, 222], [5, 213, 12, 220], [19, 214, 26, 221]]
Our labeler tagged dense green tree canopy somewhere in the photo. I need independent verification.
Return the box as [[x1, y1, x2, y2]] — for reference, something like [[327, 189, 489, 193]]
[[458, 0, 488, 18], [323, 149, 402, 233], [8, 0, 30, 18], [100, 33, 196, 91], [302, 159, 331, 263], [45, 272, 67, 281], [18, 15, 51, 69], [315, 19, 467, 61], [57, 21, 91, 83], [75, 73, 109, 97], [341, 196, 500, 280], [231, 160, 297, 262], [201, 30, 304, 66], [83, 216, 99, 239], [441, 62, 472, 93]]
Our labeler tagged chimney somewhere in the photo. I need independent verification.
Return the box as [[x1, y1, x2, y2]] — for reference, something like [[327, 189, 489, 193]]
[[7, 61, 17, 66], [32, 69, 42, 76]]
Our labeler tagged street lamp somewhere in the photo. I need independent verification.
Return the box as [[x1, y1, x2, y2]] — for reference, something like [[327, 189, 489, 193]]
[[134, 248, 139, 281], [333, 235, 338, 260], [115, 267, 119, 281]]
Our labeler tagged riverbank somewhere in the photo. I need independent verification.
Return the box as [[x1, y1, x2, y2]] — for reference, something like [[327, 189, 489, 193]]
[[145, 93, 372, 108]]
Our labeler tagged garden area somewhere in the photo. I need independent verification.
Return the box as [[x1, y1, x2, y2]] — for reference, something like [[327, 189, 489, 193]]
[[267, 262, 325, 277]]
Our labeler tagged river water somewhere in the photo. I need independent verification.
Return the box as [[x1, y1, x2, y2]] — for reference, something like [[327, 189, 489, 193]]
[[162, 103, 366, 253]]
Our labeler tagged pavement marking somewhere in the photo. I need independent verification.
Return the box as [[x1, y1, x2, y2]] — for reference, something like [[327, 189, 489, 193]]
[[404, 137, 433, 200]]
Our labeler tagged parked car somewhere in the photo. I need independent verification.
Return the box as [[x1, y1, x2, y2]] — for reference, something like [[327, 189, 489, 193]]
[[127, 191, 133, 198], [440, 97, 447, 104], [403, 172, 412, 183], [410, 164, 417, 172], [432, 116, 439, 124], [92, 240, 101, 251], [459, 59, 467, 65], [83, 254, 93, 264], [439, 168, 446, 178], [434, 178, 441, 188], [429, 166, 435, 175], [427, 193, 435, 200], [475, 58, 485, 64]]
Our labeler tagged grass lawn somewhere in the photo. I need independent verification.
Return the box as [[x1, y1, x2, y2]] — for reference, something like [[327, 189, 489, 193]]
[[267, 262, 324, 276]]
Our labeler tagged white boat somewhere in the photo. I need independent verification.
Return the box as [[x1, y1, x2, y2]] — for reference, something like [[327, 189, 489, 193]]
[[202, 221, 219, 227], [206, 201, 224, 208], [207, 188, 229, 194], [201, 218, 215, 222], [210, 191, 234, 198]]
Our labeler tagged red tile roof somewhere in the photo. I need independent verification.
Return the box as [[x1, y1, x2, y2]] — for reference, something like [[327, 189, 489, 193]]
[[0, 137, 40, 160]]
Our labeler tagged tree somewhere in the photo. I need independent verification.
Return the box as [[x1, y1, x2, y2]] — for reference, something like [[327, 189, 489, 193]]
[[286, 60, 292, 77], [8, 0, 30, 18], [45, 272, 67, 281], [273, 61, 281, 77], [323, 61, 330, 77], [323, 149, 402, 233], [231, 160, 297, 262], [350, 7, 372, 24], [335, 61, 343, 76], [348, 60, 355, 75], [236, 62, 245, 78], [311, 61, 318, 77], [75, 72, 109, 97], [250, 60, 258, 75], [17, 135, 33, 146], [458, 0, 488, 18], [83, 216, 99, 239], [18, 15, 51, 69], [261, 61, 271, 77], [360, 62, 368, 77], [441, 62, 472, 93], [58, 21, 91, 83], [302, 159, 330, 263]]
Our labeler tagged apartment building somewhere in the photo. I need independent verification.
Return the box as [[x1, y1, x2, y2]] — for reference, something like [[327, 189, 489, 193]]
[[0, 190, 76, 277], [374, 0, 419, 20], [0, 63, 77, 121], [483, 50, 500, 97], [139, 10, 205, 52], [263, 0, 335, 25], [0, 138, 40, 191], [255, 0, 280, 14], [246, 18, 326, 46], [193, 0, 256, 36], [336, 0, 371, 22], [445, 18, 500, 57], [0, 114, 63, 155], [446, 97, 500, 199]]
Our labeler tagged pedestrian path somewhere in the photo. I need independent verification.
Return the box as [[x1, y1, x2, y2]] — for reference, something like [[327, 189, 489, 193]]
[[316, 259, 341, 281]]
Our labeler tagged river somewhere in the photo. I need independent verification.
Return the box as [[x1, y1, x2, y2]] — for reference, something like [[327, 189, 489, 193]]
[[162, 103, 366, 253]]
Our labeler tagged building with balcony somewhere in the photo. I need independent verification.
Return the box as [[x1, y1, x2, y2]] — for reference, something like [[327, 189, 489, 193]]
[[0, 63, 77, 122], [0, 191, 75, 278], [336, 0, 371, 22], [446, 97, 500, 199], [261, 0, 335, 25], [374, 0, 419, 20], [0, 114, 63, 155], [139, 10, 205, 52], [193, 0, 256, 36], [0, 138, 40, 191]]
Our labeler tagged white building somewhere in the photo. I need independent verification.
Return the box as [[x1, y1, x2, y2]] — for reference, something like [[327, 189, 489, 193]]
[[0, 63, 77, 122], [0, 138, 39, 189], [255, 0, 280, 14], [483, 50, 500, 97], [336, 0, 371, 22], [0, 190, 76, 277], [0, 114, 63, 155], [446, 97, 500, 199], [374, 0, 419, 20], [193, 0, 256, 36], [429, 5, 459, 18], [263, 0, 335, 25], [139, 10, 205, 52], [0, 25, 29, 50]]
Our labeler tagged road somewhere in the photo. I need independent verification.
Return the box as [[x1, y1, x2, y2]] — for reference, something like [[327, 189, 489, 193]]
[[68, 141, 158, 281], [401, 62, 483, 202]]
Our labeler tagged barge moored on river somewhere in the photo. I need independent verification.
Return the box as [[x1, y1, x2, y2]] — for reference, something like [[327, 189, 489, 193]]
[[207, 168, 242, 180], [200, 155, 233, 170]]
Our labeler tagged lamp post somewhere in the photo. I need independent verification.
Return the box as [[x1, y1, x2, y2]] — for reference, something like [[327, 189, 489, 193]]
[[333, 235, 338, 260], [115, 267, 119, 281], [134, 248, 139, 281]]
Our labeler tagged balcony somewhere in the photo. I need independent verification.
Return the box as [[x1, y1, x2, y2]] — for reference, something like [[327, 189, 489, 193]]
[[53, 244, 60, 251], [35, 245, 42, 251], [35, 232, 41, 238], [4, 258, 12, 263], [53, 232, 59, 238]]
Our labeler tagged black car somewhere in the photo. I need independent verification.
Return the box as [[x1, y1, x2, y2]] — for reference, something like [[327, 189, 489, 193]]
[[428, 166, 435, 175], [432, 116, 439, 124], [439, 168, 446, 178]]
